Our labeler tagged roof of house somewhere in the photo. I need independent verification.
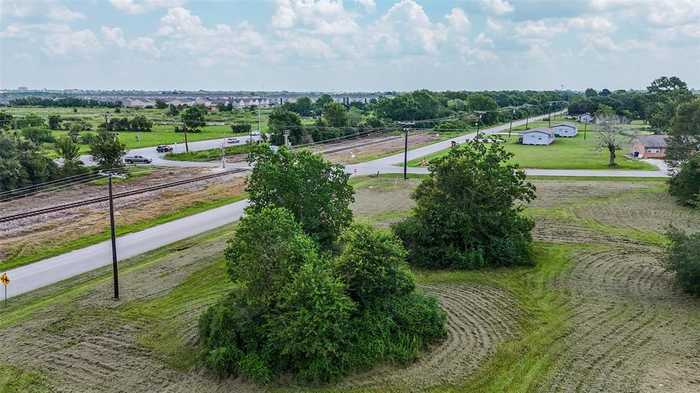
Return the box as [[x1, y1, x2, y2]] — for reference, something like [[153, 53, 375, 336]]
[[635, 135, 668, 148], [522, 128, 555, 136], [551, 122, 577, 128]]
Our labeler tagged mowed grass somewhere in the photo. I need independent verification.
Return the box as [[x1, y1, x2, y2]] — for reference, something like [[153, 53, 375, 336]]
[[8, 106, 272, 151], [409, 120, 656, 171]]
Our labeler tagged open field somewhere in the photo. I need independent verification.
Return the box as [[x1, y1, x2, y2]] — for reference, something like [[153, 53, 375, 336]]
[[1, 175, 698, 392], [5, 106, 272, 151], [408, 119, 656, 171]]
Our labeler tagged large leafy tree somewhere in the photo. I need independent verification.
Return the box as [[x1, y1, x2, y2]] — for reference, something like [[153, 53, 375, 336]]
[[322, 102, 348, 127], [666, 228, 700, 295], [393, 137, 536, 269], [668, 99, 700, 163], [246, 146, 354, 247], [89, 130, 126, 170], [0, 132, 58, 192], [596, 117, 623, 167], [180, 106, 207, 132], [646, 76, 694, 133], [668, 154, 700, 207]]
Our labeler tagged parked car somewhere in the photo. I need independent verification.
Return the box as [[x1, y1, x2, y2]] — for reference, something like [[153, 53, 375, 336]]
[[226, 137, 240, 144], [156, 144, 173, 153], [124, 155, 152, 164]]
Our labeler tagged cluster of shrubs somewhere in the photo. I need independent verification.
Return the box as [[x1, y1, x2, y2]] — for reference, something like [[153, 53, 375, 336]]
[[198, 146, 447, 384], [103, 115, 152, 132], [666, 228, 700, 296]]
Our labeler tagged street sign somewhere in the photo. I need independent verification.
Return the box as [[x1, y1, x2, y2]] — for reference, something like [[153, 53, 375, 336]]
[[0, 272, 8, 286]]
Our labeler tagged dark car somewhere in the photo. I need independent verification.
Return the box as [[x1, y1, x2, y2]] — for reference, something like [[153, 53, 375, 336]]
[[156, 145, 173, 153], [124, 155, 152, 164]]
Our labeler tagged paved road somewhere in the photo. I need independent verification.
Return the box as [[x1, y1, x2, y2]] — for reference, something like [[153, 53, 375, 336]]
[[4, 200, 249, 298], [80, 134, 262, 168], [6, 111, 666, 298]]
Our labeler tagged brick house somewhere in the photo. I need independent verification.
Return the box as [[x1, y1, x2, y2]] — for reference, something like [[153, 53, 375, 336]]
[[631, 135, 668, 159]]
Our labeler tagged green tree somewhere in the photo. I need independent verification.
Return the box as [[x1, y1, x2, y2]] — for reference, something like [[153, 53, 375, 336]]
[[54, 136, 85, 176], [21, 127, 54, 144], [646, 76, 694, 132], [668, 154, 700, 207], [180, 106, 206, 132], [267, 107, 304, 145], [314, 94, 334, 112], [393, 137, 536, 269], [322, 102, 348, 127], [585, 88, 598, 97], [666, 228, 700, 295], [596, 116, 623, 167], [0, 111, 13, 130], [0, 132, 57, 192], [246, 146, 354, 247], [89, 130, 126, 169], [48, 114, 62, 130], [668, 99, 700, 162], [292, 96, 313, 116]]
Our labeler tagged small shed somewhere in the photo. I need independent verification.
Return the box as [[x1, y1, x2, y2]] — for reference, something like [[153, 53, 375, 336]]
[[519, 128, 555, 145], [577, 113, 594, 123], [631, 135, 668, 159], [551, 122, 578, 137]]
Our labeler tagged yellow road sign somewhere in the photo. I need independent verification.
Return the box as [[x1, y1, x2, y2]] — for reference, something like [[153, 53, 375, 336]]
[[0, 273, 9, 286]]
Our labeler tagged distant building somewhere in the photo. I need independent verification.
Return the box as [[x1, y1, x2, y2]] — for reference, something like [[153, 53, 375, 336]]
[[577, 113, 594, 123], [519, 128, 555, 145], [551, 122, 578, 137], [631, 135, 668, 159]]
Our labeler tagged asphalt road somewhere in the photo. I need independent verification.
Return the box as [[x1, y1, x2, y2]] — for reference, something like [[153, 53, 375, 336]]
[[6, 111, 667, 298]]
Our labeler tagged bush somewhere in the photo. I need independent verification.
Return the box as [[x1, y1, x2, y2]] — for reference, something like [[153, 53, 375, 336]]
[[393, 138, 536, 269], [21, 127, 54, 144], [665, 228, 700, 295], [198, 207, 447, 384], [669, 154, 700, 207], [335, 224, 415, 306], [231, 123, 252, 133]]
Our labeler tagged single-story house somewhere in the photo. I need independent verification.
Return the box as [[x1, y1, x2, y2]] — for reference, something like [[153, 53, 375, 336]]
[[577, 113, 594, 123], [631, 135, 668, 159], [519, 128, 555, 145], [551, 122, 578, 137]]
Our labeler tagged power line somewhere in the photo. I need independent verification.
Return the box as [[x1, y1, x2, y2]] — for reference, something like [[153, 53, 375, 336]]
[[0, 169, 247, 224]]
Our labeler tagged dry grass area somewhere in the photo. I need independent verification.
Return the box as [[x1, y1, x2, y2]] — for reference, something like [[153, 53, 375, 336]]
[[0, 176, 699, 393], [320, 131, 443, 165]]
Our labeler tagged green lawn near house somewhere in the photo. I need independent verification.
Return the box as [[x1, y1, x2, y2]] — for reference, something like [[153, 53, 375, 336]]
[[409, 120, 657, 171]]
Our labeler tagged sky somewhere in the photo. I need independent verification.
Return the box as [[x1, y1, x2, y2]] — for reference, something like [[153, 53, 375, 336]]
[[1, 0, 700, 92]]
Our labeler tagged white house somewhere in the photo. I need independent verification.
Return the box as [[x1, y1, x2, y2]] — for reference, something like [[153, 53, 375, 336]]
[[577, 113, 594, 123], [551, 123, 578, 137], [519, 128, 555, 145]]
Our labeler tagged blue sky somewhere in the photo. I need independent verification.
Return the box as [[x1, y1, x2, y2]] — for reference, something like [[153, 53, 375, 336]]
[[1, 0, 700, 91]]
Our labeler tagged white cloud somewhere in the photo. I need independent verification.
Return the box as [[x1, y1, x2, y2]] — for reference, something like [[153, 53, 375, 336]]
[[42, 26, 101, 56], [1, 0, 84, 21], [354, 0, 375, 12], [110, 0, 184, 15], [271, 0, 359, 35], [374, 0, 447, 54], [486, 17, 503, 31], [446, 8, 470, 32], [481, 0, 514, 15], [101, 26, 127, 47]]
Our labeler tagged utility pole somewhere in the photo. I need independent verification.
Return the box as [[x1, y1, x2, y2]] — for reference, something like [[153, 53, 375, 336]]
[[283, 130, 290, 147], [508, 108, 515, 140], [474, 112, 485, 138], [548, 102, 552, 128], [108, 173, 119, 300], [184, 128, 189, 153], [221, 142, 226, 168], [584, 121, 588, 140], [398, 121, 415, 180]]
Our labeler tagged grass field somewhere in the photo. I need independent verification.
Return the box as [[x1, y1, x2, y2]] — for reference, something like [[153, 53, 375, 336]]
[[6, 106, 272, 151], [409, 119, 657, 170], [1, 175, 698, 392]]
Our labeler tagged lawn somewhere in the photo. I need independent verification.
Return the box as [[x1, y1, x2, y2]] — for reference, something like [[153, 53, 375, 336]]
[[409, 119, 657, 170], [164, 144, 254, 162]]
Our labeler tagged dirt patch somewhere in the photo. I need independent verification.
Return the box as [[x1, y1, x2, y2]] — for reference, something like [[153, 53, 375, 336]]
[[322, 132, 442, 165], [540, 246, 700, 393], [338, 284, 519, 391]]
